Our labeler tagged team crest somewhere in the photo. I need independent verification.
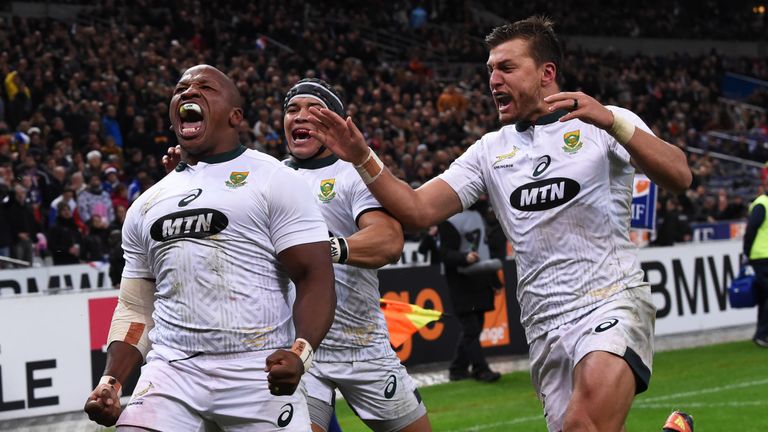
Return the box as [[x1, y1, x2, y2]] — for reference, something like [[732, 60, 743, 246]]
[[225, 171, 249, 188], [318, 178, 337, 203], [562, 130, 583, 154]]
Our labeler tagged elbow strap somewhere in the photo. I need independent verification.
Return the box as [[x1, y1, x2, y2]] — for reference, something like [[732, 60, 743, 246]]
[[108, 278, 155, 361]]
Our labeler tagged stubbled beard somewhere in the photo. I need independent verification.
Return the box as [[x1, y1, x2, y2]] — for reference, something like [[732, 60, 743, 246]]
[[499, 86, 542, 125]]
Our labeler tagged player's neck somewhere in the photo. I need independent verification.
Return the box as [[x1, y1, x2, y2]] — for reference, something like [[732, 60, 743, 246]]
[[186, 143, 246, 166], [287, 152, 338, 170]]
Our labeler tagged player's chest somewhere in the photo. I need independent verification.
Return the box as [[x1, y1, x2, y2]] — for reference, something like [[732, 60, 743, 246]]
[[486, 130, 607, 210], [297, 167, 349, 208], [138, 174, 256, 242]]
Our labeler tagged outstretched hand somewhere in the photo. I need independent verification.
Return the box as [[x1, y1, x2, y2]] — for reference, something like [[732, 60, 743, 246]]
[[306, 107, 370, 165], [264, 349, 304, 396], [544, 91, 614, 130], [84, 383, 122, 426]]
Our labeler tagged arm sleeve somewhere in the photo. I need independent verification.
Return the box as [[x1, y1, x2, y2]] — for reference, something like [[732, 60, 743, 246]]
[[266, 167, 329, 254], [437, 138, 487, 210], [349, 173, 384, 226], [121, 204, 154, 279], [744, 203, 764, 258]]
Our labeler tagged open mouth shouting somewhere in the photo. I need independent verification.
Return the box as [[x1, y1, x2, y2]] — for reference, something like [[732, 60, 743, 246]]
[[291, 128, 312, 144], [178, 102, 205, 139], [493, 92, 513, 112]]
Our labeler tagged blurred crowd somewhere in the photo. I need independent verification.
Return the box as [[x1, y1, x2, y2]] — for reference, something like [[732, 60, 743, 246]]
[[0, 0, 767, 269]]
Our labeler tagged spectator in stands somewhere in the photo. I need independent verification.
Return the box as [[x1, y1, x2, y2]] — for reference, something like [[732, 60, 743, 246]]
[[653, 197, 693, 246], [77, 173, 114, 226], [102, 166, 120, 194], [108, 204, 127, 233], [84, 150, 103, 180], [7, 183, 38, 265], [48, 187, 77, 228], [101, 104, 123, 148], [714, 188, 747, 220], [47, 201, 82, 265], [80, 215, 109, 262], [437, 84, 468, 114]]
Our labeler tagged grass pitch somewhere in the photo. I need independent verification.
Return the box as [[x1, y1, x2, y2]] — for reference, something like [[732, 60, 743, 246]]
[[335, 340, 768, 431]]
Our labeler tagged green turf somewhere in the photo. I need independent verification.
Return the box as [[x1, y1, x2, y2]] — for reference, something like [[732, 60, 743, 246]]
[[334, 340, 768, 431]]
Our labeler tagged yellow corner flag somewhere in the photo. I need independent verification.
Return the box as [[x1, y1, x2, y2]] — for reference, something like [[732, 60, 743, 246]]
[[380, 299, 443, 348]]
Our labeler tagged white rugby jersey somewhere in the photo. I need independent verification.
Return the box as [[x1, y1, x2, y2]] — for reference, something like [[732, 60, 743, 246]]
[[122, 146, 329, 354], [286, 155, 394, 362], [439, 107, 650, 342]]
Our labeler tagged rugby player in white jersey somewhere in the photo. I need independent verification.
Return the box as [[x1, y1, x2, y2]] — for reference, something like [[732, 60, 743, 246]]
[[83, 65, 336, 431], [281, 78, 431, 432], [305, 17, 694, 432]]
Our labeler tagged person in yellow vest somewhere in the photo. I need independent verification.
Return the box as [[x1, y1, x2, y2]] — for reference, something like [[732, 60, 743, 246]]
[[743, 192, 768, 347]]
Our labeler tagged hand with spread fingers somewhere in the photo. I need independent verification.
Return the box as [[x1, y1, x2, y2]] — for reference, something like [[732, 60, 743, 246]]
[[544, 91, 614, 130], [264, 349, 304, 396], [84, 383, 122, 426], [306, 107, 370, 166]]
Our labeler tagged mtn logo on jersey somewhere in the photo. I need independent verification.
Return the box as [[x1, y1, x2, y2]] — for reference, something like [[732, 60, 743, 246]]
[[149, 208, 229, 241], [562, 130, 583, 154], [318, 178, 337, 203], [225, 171, 249, 188], [510, 177, 580, 211]]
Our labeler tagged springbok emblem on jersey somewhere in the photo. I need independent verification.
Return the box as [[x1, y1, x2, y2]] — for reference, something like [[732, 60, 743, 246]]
[[562, 130, 583, 154], [318, 178, 337, 203], [225, 171, 249, 188]]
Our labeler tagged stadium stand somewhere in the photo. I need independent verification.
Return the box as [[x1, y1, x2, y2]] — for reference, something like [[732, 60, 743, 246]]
[[0, 0, 767, 267]]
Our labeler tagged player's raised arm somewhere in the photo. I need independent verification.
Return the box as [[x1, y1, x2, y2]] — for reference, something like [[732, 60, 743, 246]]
[[84, 277, 155, 426], [544, 91, 692, 193], [307, 106, 463, 230]]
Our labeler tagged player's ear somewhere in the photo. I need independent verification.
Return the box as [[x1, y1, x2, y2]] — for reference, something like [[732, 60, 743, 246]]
[[229, 107, 243, 127], [541, 62, 557, 88]]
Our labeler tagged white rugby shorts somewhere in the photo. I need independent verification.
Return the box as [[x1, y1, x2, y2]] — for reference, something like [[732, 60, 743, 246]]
[[303, 355, 425, 431], [528, 288, 655, 432], [117, 345, 311, 431]]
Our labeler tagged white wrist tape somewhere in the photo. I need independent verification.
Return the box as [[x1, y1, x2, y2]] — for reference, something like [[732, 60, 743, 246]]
[[99, 375, 123, 397], [606, 107, 636, 146], [108, 278, 156, 361], [291, 338, 314, 373], [329, 236, 349, 264], [354, 148, 384, 185]]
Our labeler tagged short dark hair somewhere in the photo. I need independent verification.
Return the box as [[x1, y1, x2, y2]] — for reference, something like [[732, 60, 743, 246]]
[[485, 16, 564, 85]]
